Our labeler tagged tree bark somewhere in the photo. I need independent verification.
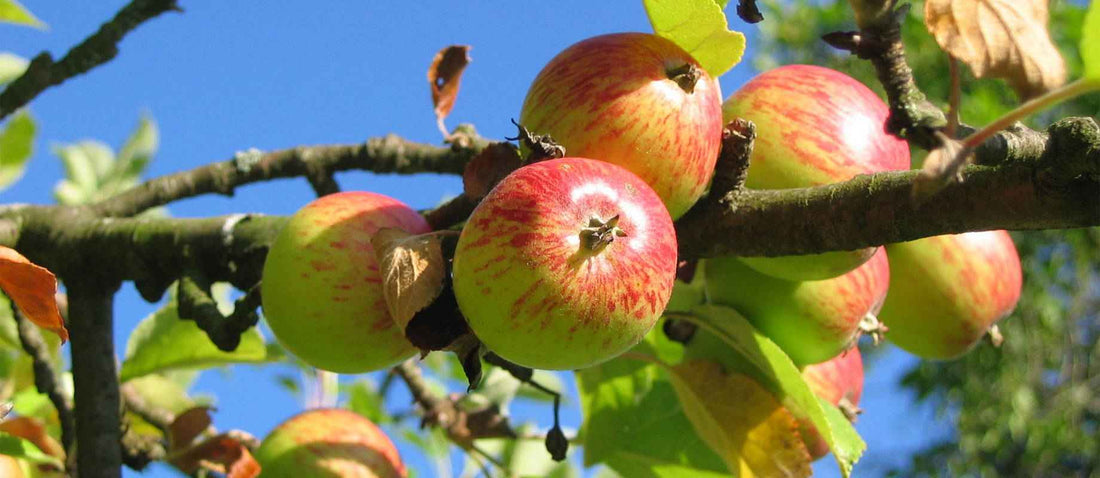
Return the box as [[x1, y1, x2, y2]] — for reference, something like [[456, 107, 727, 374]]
[[68, 283, 122, 478]]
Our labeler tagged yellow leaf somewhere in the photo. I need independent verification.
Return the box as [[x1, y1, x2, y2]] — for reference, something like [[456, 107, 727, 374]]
[[644, 0, 746, 77], [924, 0, 1065, 99], [0, 246, 68, 342], [669, 359, 812, 477], [371, 228, 446, 331]]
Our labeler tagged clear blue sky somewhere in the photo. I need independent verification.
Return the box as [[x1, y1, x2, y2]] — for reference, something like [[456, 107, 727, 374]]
[[2, 2, 954, 476]]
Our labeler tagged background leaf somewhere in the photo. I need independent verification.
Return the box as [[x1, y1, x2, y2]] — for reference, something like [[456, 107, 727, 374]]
[[0, 53, 28, 85], [643, 0, 746, 77], [119, 293, 267, 382], [0, 111, 35, 191], [0, 0, 44, 28], [1083, 0, 1100, 81]]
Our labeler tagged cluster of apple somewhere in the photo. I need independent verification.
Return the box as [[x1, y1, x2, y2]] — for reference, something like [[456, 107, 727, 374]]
[[253, 32, 1024, 472]]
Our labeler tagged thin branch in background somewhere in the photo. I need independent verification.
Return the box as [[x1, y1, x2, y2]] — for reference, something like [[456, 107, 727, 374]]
[[10, 303, 76, 465], [0, 0, 181, 120], [120, 383, 174, 432], [948, 56, 961, 138], [305, 166, 341, 197], [482, 353, 567, 461], [178, 271, 256, 352]]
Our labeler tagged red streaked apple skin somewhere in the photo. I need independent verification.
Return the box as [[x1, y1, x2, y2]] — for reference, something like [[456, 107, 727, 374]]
[[705, 248, 890, 366], [519, 32, 723, 219], [452, 158, 678, 370], [879, 230, 1022, 360], [254, 408, 407, 478], [723, 65, 910, 280], [799, 349, 864, 460], [261, 192, 428, 373]]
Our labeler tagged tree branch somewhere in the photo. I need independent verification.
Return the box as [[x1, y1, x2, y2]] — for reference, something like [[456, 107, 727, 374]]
[[93, 136, 486, 217], [0, 0, 181, 120], [68, 282, 123, 478], [10, 304, 76, 469]]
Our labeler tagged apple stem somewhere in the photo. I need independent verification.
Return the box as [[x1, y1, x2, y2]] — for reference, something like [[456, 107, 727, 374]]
[[837, 396, 863, 422], [858, 313, 887, 346], [987, 324, 1004, 348], [579, 214, 626, 253], [667, 63, 701, 94]]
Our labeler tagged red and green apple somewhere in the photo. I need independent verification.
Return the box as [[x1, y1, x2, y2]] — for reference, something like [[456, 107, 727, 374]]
[[254, 408, 406, 478]]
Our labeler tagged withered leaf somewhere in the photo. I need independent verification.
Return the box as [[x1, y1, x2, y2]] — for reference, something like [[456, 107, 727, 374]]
[[0, 416, 65, 459], [168, 433, 260, 478], [924, 0, 1066, 99], [462, 142, 522, 199], [372, 228, 446, 331], [669, 360, 812, 477], [0, 246, 68, 342], [428, 45, 472, 136], [168, 406, 214, 451], [912, 136, 971, 201]]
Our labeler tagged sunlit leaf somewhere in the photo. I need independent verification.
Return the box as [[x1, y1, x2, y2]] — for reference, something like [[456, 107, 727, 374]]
[[0, 111, 35, 191], [372, 228, 446, 331], [115, 115, 158, 181], [0, 416, 64, 460], [668, 360, 811, 477], [119, 292, 267, 382], [0, 432, 62, 471], [0, 247, 67, 342], [0, 53, 28, 85], [644, 0, 746, 77], [1083, 0, 1100, 81], [0, 0, 44, 28], [924, 0, 1066, 98]]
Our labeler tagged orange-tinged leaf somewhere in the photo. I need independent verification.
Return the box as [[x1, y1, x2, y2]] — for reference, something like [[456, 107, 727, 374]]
[[371, 229, 446, 331], [428, 45, 472, 135], [168, 433, 260, 478], [0, 246, 68, 342], [168, 406, 214, 451], [669, 359, 812, 477], [924, 0, 1065, 99], [0, 416, 64, 460]]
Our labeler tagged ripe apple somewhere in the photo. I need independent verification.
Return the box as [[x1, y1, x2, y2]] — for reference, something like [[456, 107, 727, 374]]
[[254, 408, 406, 478], [519, 32, 723, 219], [452, 157, 678, 370], [705, 247, 890, 365], [722, 64, 910, 280], [799, 348, 864, 460], [261, 191, 428, 373], [879, 230, 1022, 360]]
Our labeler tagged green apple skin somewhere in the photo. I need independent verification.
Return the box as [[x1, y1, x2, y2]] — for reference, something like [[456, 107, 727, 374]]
[[261, 191, 428, 373], [705, 248, 890, 366], [879, 230, 1022, 360], [452, 158, 678, 370], [799, 348, 863, 460], [723, 65, 910, 280], [519, 32, 723, 219], [255, 408, 406, 478]]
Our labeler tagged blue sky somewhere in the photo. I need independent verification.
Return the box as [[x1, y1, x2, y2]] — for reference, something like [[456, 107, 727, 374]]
[[2, 2, 954, 476]]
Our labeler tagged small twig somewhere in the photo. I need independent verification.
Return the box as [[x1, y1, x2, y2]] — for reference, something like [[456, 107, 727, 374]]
[[10, 303, 76, 463], [708, 118, 756, 199], [177, 271, 252, 352], [120, 383, 174, 432], [0, 0, 181, 120], [305, 168, 341, 197], [947, 56, 961, 138]]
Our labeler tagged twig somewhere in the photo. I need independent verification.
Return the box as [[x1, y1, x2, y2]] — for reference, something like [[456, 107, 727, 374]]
[[10, 303, 76, 467], [177, 271, 256, 352], [947, 56, 961, 137], [93, 136, 486, 217], [706, 118, 756, 199], [120, 383, 174, 432], [0, 0, 181, 120]]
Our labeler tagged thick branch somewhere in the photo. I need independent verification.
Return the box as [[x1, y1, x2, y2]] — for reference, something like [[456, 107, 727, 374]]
[[93, 136, 485, 217], [11, 305, 76, 468], [68, 282, 123, 478], [0, 0, 180, 120]]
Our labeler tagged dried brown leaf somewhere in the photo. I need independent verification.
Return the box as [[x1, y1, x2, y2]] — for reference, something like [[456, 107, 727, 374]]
[[912, 135, 971, 201], [0, 246, 69, 342], [462, 142, 522, 199], [168, 433, 260, 478], [168, 406, 214, 451], [924, 0, 1066, 98], [372, 228, 446, 331], [428, 45, 472, 135]]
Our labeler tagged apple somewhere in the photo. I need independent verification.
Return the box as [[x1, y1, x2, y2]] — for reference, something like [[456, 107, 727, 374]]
[[261, 191, 428, 373], [722, 64, 910, 280], [799, 348, 864, 460], [452, 157, 678, 370], [879, 230, 1022, 359], [705, 247, 890, 365], [254, 408, 406, 478], [0, 455, 24, 478], [519, 32, 723, 219]]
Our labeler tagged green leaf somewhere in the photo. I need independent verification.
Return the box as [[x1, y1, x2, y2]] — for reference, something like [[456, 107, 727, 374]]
[[114, 115, 158, 182], [0, 0, 44, 28], [0, 111, 35, 191], [685, 304, 865, 477], [346, 379, 387, 425], [0, 52, 28, 85], [0, 432, 63, 469], [53, 141, 114, 203], [1083, 0, 1100, 81], [644, 0, 746, 77], [119, 293, 268, 382], [0, 292, 20, 350], [577, 340, 728, 477]]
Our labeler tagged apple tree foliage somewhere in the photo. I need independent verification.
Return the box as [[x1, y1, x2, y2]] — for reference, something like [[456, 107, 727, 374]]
[[755, 0, 1100, 475], [0, 0, 1098, 477]]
